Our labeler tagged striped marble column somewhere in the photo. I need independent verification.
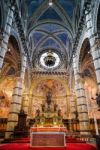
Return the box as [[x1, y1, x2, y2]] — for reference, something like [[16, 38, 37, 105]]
[[28, 94, 33, 117], [69, 95, 77, 131], [22, 92, 29, 114], [0, 4, 14, 70], [73, 55, 90, 134], [70, 94, 76, 119], [5, 54, 27, 139], [86, 13, 100, 90]]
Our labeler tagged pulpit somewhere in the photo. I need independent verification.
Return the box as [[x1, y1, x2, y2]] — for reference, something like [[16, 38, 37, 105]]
[[14, 110, 28, 138], [30, 127, 66, 147]]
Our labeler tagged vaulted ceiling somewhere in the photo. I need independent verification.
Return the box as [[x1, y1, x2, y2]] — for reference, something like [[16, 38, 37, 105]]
[[20, 0, 82, 70]]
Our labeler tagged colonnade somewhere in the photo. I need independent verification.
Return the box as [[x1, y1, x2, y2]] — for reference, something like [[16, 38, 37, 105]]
[[0, 2, 29, 138], [0, 0, 100, 139], [73, 56, 90, 134], [70, 3, 100, 135]]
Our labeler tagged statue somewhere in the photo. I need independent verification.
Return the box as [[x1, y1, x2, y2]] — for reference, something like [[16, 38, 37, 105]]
[[58, 109, 62, 125], [36, 109, 40, 117], [58, 109, 62, 116], [46, 90, 52, 106], [54, 103, 57, 112], [41, 104, 45, 112], [40, 113, 45, 125], [35, 109, 40, 125]]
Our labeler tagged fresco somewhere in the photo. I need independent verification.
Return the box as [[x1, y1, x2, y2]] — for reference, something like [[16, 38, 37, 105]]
[[32, 79, 67, 118], [0, 77, 15, 118], [84, 78, 100, 119], [33, 79, 66, 97], [0, 91, 10, 118]]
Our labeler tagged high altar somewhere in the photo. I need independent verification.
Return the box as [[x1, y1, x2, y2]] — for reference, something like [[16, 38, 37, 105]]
[[30, 90, 67, 147]]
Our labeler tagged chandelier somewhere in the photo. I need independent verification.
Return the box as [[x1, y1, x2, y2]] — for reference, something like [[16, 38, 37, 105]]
[[40, 50, 60, 70], [44, 50, 56, 67]]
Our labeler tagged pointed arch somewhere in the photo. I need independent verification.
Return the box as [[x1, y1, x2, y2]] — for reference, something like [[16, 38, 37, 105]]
[[28, 20, 73, 40], [31, 34, 68, 60]]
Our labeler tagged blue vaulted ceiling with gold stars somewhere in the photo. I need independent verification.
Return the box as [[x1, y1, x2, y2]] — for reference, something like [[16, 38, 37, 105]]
[[20, 0, 82, 70]]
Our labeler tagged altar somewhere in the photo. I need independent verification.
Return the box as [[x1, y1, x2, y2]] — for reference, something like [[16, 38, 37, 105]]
[[30, 90, 67, 147], [30, 127, 66, 147]]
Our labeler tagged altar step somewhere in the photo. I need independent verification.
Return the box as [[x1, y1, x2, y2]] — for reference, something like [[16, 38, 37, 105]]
[[0, 143, 97, 150], [2, 137, 86, 144]]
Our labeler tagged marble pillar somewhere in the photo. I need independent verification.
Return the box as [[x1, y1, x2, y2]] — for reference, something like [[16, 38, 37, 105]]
[[73, 56, 90, 134], [0, 5, 14, 70], [22, 92, 29, 114], [86, 13, 100, 90], [69, 94, 76, 119], [5, 55, 27, 139]]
